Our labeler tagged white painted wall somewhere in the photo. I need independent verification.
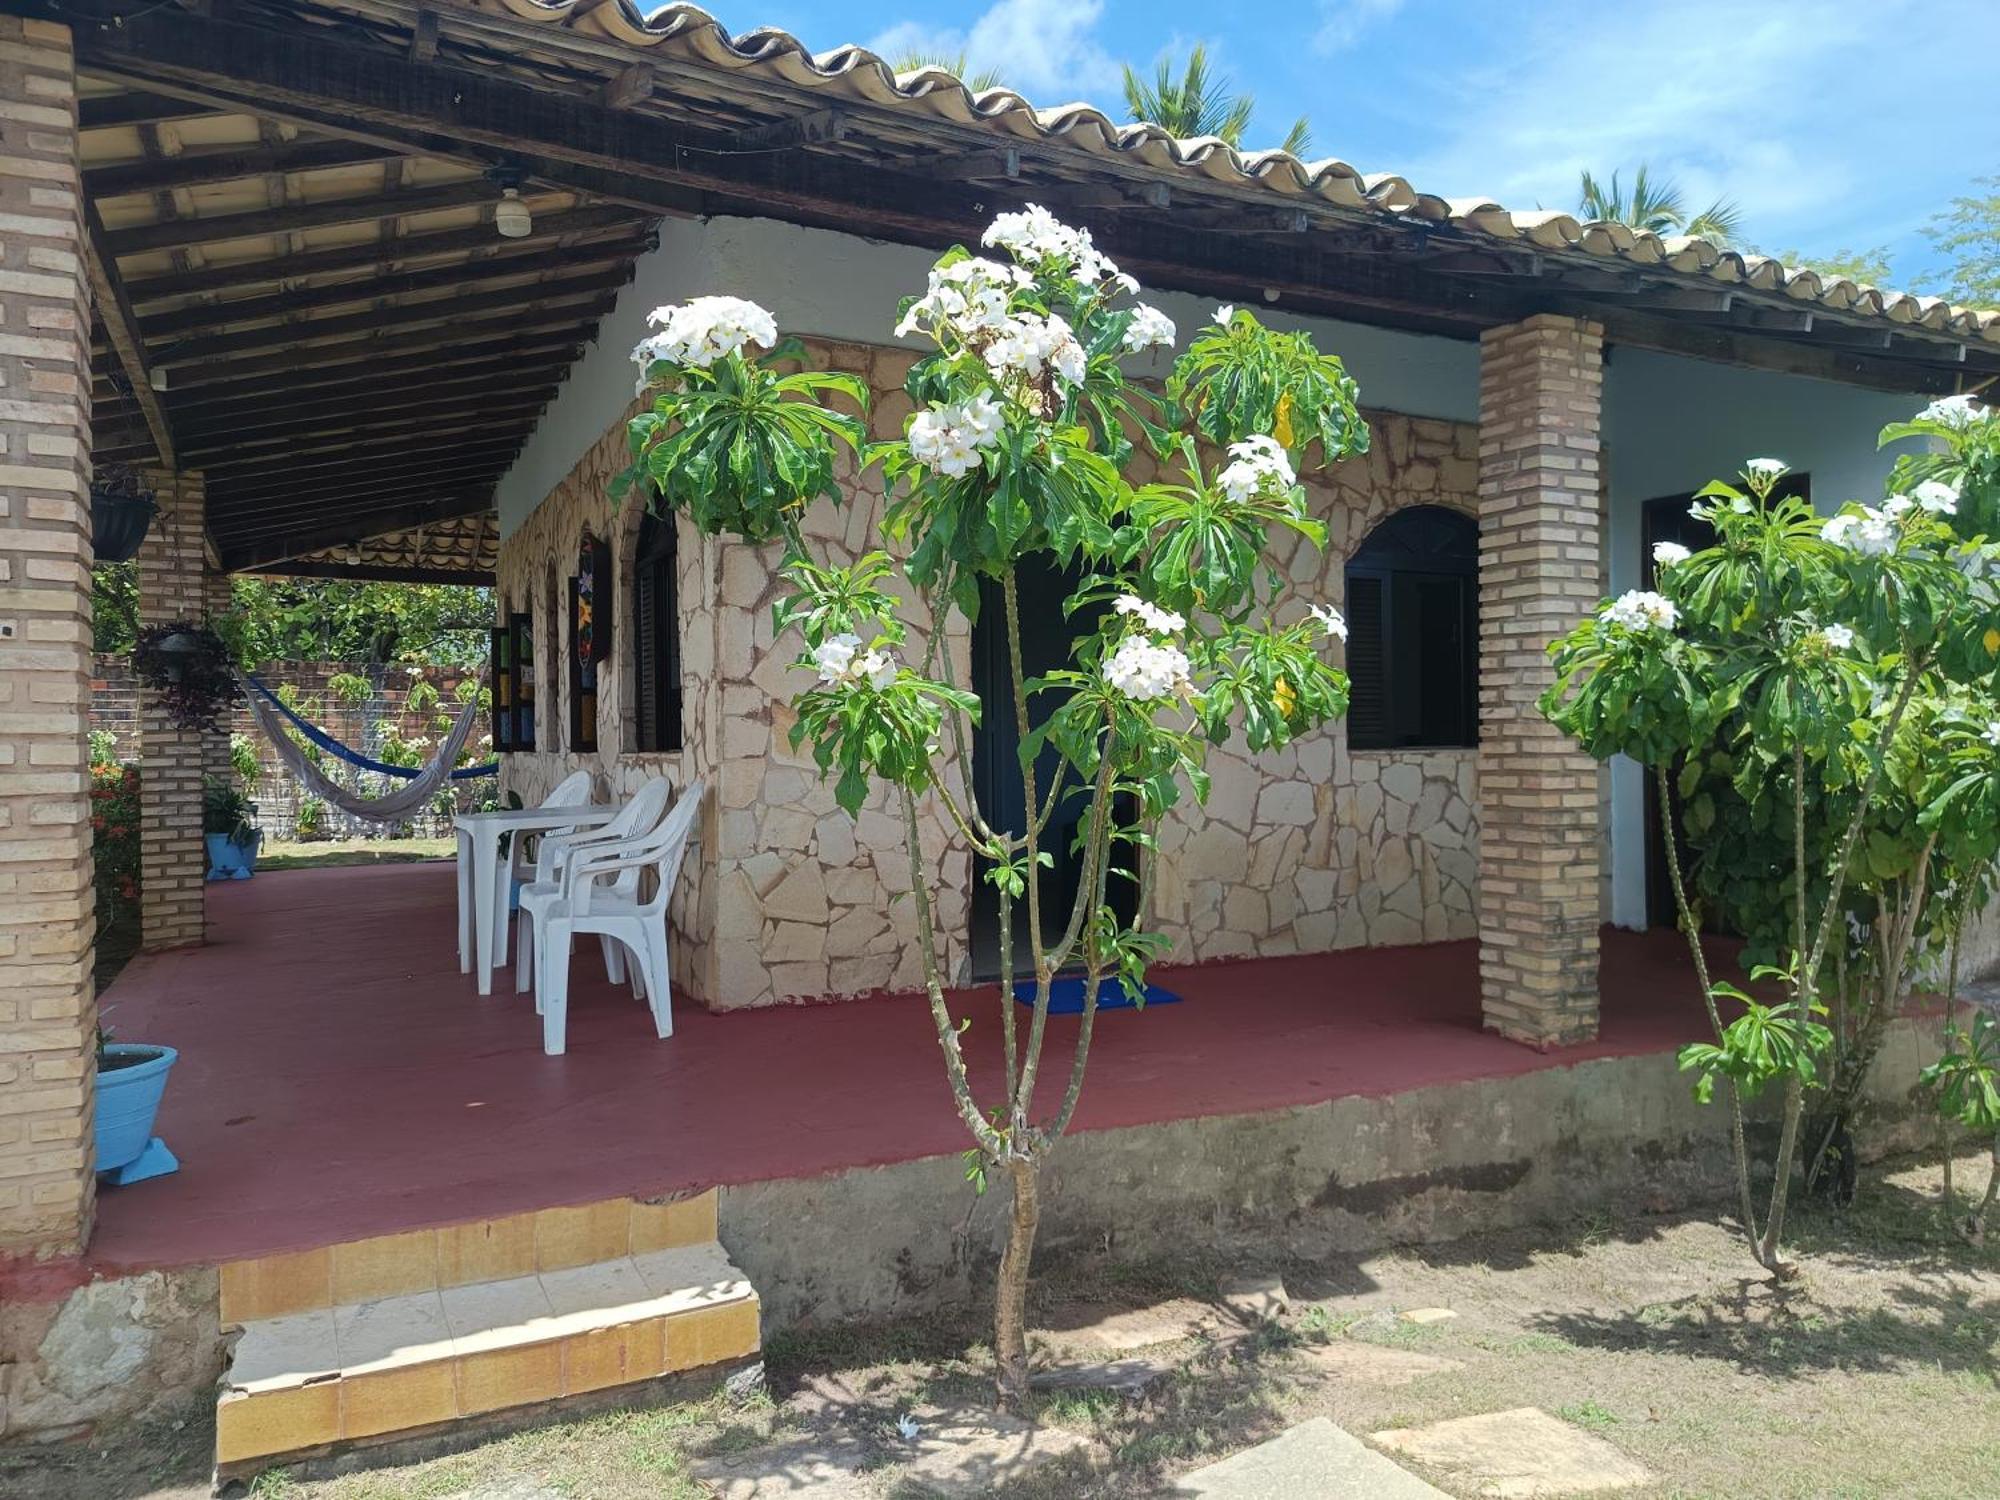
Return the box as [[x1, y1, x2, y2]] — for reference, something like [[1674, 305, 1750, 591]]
[[1598, 347, 1936, 928], [496, 214, 1481, 536]]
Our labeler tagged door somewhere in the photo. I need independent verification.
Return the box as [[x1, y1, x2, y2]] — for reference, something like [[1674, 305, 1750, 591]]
[[968, 554, 1132, 982]]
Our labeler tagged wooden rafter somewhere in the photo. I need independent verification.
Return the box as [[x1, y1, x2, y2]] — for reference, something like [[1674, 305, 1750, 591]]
[[81, 195, 175, 467]]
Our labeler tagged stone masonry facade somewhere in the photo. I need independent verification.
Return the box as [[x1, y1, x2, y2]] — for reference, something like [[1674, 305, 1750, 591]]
[[498, 338, 1486, 1009], [0, 16, 96, 1257], [134, 469, 209, 951], [1475, 315, 1605, 1047]]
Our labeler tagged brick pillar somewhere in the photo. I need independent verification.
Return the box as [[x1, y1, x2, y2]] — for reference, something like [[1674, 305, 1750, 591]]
[[0, 16, 97, 1257], [202, 565, 232, 791], [1475, 315, 1604, 1047], [136, 470, 209, 950]]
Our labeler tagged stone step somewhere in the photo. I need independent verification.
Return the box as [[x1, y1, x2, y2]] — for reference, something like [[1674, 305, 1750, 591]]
[[213, 1190, 759, 1476]]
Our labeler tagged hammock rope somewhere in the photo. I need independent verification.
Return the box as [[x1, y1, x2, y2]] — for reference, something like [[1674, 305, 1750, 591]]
[[245, 674, 496, 779], [240, 671, 492, 824]]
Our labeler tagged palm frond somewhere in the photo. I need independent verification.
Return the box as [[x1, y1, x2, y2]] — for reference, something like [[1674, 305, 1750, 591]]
[[1281, 116, 1314, 158], [1578, 162, 1737, 244]]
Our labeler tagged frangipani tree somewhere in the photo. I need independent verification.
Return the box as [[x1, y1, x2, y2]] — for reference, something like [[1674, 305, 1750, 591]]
[[1541, 394, 2000, 1275], [615, 205, 1366, 1403]]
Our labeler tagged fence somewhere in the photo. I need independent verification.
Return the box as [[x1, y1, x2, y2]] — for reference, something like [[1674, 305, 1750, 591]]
[[90, 657, 493, 841]]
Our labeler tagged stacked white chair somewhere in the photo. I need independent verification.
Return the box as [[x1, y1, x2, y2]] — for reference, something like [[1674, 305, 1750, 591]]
[[523, 780, 705, 1056], [514, 776, 672, 995], [491, 769, 593, 968]]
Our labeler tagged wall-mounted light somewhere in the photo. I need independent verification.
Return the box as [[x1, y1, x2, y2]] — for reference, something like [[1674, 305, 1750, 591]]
[[491, 166, 532, 239]]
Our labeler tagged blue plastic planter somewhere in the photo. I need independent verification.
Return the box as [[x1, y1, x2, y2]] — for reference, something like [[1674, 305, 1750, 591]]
[[95, 1044, 176, 1173], [205, 830, 261, 881]]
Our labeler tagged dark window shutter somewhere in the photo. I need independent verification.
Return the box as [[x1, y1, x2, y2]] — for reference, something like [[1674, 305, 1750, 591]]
[[1345, 572, 1388, 750], [632, 510, 682, 753]]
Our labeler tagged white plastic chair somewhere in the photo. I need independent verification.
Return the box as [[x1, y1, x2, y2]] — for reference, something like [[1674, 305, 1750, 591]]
[[528, 780, 703, 1056], [514, 776, 672, 995], [492, 769, 592, 967]]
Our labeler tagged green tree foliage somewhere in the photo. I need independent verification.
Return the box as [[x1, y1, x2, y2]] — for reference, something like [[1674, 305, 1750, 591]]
[[1926, 175, 2000, 308], [1765, 245, 1896, 287], [1122, 43, 1312, 156], [887, 48, 1005, 91], [1578, 163, 1742, 243], [620, 206, 1362, 1405], [1542, 394, 2000, 1275], [92, 570, 491, 666]]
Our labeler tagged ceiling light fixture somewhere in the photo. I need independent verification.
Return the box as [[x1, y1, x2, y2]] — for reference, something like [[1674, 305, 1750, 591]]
[[491, 166, 532, 239]]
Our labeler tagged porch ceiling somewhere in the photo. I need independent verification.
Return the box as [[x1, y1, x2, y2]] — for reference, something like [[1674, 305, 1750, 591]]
[[47, 0, 2000, 577]]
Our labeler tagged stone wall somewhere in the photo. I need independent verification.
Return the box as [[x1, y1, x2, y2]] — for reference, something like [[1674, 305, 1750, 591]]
[[1153, 413, 1481, 961], [497, 339, 1483, 1007]]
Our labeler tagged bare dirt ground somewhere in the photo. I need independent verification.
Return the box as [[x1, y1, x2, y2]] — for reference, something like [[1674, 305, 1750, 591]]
[[6, 1151, 1996, 1499]]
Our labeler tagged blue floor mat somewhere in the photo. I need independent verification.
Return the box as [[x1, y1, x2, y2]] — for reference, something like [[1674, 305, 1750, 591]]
[[1011, 975, 1183, 1014]]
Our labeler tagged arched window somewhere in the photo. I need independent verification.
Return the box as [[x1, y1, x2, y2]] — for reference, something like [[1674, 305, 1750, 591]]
[[631, 509, 682, 753], [1344, 505, 1478, 751]]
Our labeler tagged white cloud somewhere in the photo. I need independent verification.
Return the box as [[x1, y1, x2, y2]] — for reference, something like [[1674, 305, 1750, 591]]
[[1314, 0, 1405, 54], [1381, 0, 2000, 274], [866, 0, 1121, 101]]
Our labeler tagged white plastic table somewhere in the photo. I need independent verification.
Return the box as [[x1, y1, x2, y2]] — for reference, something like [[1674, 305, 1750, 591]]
[[455, 805, 616, 996]]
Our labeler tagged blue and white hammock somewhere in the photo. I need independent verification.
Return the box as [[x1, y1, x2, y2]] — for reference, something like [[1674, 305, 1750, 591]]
[[240, 672, 495, 823]]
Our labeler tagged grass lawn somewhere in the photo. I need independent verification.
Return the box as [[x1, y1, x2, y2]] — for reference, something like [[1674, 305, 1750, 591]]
[[10, 1152, 1997, 1499], [256, 837, 455, 872]]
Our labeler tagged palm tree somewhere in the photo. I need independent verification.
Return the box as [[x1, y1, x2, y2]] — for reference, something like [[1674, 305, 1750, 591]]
[[1578, 164, 1742, 244], [889, 48, 1005, 92], [1122, 43, 1314, 157]]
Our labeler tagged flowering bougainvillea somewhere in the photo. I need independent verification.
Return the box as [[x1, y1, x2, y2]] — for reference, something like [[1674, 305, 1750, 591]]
[[91, 761, 141, 918]]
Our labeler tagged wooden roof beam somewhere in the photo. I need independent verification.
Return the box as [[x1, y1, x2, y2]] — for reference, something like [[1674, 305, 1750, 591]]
[[250, 561, 496, 586], [85, 140, 398, 199], [101, 178, 499, 257], [82, 196, 175, 466], [157, 326, 590, 389], [179, 394, 554, 462], [138, 247, 635, 339], [123, 207, 650, 306], [151, 277, 622, 367]]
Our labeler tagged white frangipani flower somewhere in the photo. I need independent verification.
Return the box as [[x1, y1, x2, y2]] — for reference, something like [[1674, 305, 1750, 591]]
[[1745, 457, 1789, 478], [1915, 478, 1961, 515], [634, 296, 777, 372], [811, 632, 898, 691], [981, 203, 1117, 283], [1122, 304, 1177, 353], [1215, 434, 1297, 502], [1309, 603, 1348, 641], [1822, 509, 1897, 556], [1985, 721, 2000, 749], [1102, 635, 1194, 702], [1213, 304, 1237, 326], [1918, 394, 1990, 428], [894, 257, 1028, 341], [1113, 594, 1186, 634], [982, 312, 1086, 386], [1651, 541, 1692, 568], [1600, 590, 1679, 633], [907, 393, 1004, 477], [1819, 623, 1856, 650]]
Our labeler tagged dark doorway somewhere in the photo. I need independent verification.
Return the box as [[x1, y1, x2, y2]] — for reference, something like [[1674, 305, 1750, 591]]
[[1639, 475, 1808, 927], [968, 555, 1132, 982]]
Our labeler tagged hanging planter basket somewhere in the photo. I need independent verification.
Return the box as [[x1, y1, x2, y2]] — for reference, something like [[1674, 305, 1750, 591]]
[[133, 620, 240, 733], [90, 466, 157, 564]]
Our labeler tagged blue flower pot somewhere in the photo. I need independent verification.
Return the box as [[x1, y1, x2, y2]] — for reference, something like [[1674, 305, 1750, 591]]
[[205, 830, 261, 881], [95, 1044, 177, 1173]]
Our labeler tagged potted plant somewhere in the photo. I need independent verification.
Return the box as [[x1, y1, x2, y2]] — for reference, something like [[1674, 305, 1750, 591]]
[[132, 619, 239, 734], [95, 1019, 178, 1184], [204, 777, 262, 881]]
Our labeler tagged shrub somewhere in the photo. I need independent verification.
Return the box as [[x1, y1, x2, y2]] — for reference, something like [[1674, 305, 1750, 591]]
[[91, 761, 141, 917]]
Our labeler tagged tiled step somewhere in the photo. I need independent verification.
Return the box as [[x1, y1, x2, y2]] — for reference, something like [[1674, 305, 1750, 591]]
[[213, 1189, 758, 1474]]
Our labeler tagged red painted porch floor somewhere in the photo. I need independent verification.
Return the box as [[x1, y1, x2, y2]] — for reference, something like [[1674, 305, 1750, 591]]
[[87, 862, 1717, 1277]]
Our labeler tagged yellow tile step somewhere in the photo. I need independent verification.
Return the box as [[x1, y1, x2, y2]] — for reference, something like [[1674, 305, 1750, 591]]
[[213, 1191, 757, 1473]]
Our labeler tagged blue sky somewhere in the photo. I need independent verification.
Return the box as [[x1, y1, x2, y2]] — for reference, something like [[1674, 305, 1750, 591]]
[[726, 0, 1999, 292]]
